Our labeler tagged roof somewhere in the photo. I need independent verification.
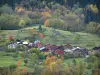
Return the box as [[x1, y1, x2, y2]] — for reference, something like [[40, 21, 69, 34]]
[[50, 45, 58, 50], [45, 44, 52, 49], [64, 49, 73, 53], [57, 45, 64, 50], [23, 41, 29, 44], [64, 44, 73, 49], [55, 50, 64, 54], [40, 47, 45, 51]]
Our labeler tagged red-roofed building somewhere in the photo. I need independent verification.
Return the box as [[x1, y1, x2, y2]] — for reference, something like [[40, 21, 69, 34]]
[[55, 50, 64, 55], [45, 44, 52, 49], [50, 45, 58, 51], [36, 42, 42, 48]]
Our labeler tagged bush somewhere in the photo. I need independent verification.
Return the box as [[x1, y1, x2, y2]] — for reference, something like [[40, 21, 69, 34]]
[[30, 48, 40, 55], [24, 59, 28, 66], [16, 45, 28, 51], [95, 52, 100, 58], [12, 54, 18, 59], [86, 56, 98, 63], [86, 22, 97, 33], [21, 15, 32, 25], [64, 53, 74, 59], [9, 64, 17, 70], [87, 63, 93, 69]]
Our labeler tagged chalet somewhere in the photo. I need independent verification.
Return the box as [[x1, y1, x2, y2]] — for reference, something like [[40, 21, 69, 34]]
[[23, 41, 29, 45], [55, 49, 64, 55], [45, 44, 52, 49], [92, 46, 100, 52], [8, 43, 17, 49], [57, 45, 64, 50], [73, 48, 82, 57], [41, 44, 65, 55], [73, 47, 88, 57], [64, 49, 73, 53], [64, 44, 73, 53], [27, 43, 34, 48], [49, 45, 58, 51], [64, 44, 73, 49], [40, 47, 49, 52], [91, 46, 100, 54]]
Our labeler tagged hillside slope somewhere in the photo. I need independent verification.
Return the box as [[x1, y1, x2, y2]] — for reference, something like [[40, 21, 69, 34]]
[[0, 26, 100, 49]]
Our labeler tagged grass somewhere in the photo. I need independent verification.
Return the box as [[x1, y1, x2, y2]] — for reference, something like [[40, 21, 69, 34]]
[[62, 58, 86, 65], [0, 52, 16, 67]]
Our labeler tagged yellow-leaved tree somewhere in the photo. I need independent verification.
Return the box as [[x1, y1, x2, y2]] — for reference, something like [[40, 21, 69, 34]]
[[19, 19, 26, 29], [42, 56, 66, 75], [88, 4, 98, 14]]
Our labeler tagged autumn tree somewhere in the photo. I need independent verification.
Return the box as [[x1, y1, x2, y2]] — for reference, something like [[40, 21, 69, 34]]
[[88, 4, 99, 14], [8, 35, 14, 41], [41, 11, 51, 24], [42, 56, 66, 75], [44, 19, 49, 27], [19, 19, 26, 30], [39, 33, 45, 38], [86, 22, 97, 33], [16, 59, 22, 68], [28, 28, 38, 39]]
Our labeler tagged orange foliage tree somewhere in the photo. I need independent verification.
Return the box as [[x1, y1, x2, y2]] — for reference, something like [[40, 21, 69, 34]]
[[8, 35, 14, 41], [41, 11, 51, 25], [42, 55, 66, 75], [22, 67, 27, 73], [16, 59, 22, 68], [29, 28, 38, 36], [39, 33, 45, 38], [44, 19, 49, 27]]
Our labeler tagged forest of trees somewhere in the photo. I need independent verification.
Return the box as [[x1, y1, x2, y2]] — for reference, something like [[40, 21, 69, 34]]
[[0, 0, 100, 9], [0, 0, 100, 24]]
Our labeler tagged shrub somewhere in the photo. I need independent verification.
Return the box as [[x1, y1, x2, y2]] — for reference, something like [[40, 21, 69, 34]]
[[16, 45, 28, 51], [30, 48, 40, 55], [21, 15, 32, 25], [86, 22, 97, 33], [64, 53, 74, 59], [86, 56, 98, 63], [24, 59, 28, 66], [95, 52, 100, 58], [12, 54, 18, 59], [86, 55, 99, 69], [9, 64, 17, 70]]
